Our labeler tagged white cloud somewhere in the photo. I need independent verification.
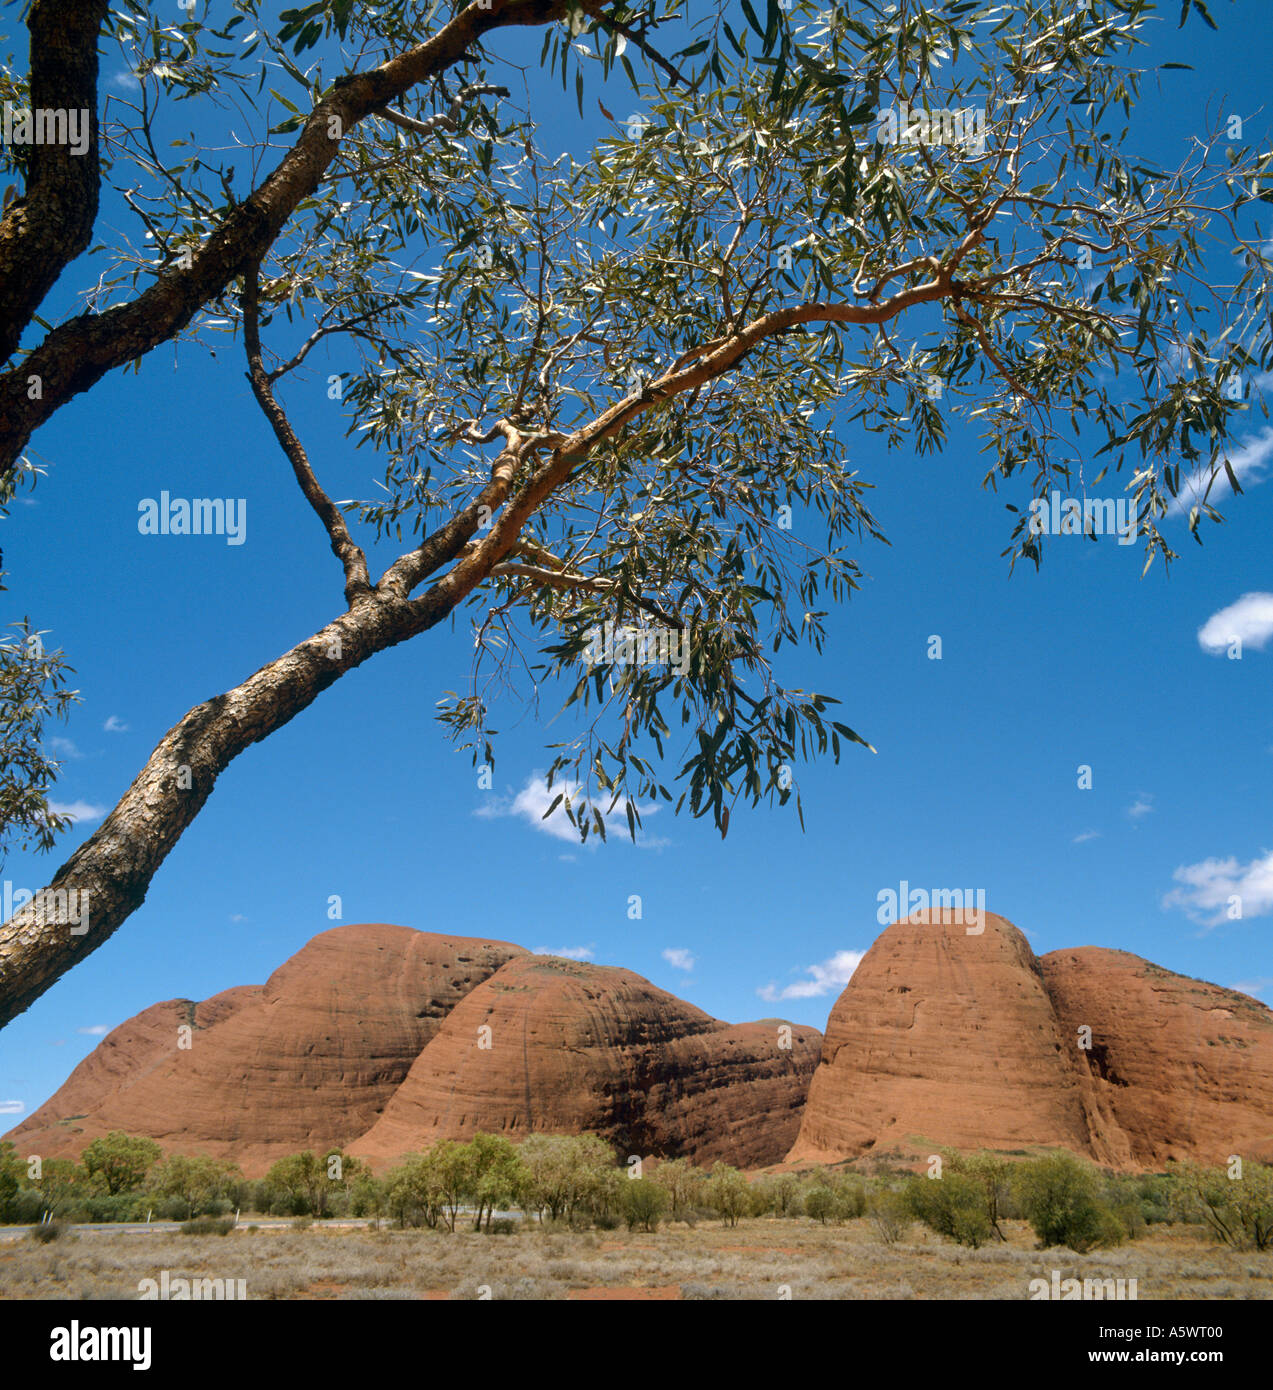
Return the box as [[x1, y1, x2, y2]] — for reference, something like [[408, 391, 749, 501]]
[[229, 914, 247, 923], [1127, 794, 1154, 820], [103, 715, 129, 733], [475, 775, 664, 847], [662, 947, 695, 971], [532, 944, 595, 961], [47, 736, 82, 760], [1163, 849, 1273, 928], [76, 1025, 110, 1036], [1073, 829, 1100, 844], [47, 800, 107, 824], [0, 1100, 23, 1115], [1230, 976, 1273, 999], [106, 67, 141, 92], [1198, 592, 1273, 656], [1172, 425, 1273, 515], [757, 949, 865, 1002]]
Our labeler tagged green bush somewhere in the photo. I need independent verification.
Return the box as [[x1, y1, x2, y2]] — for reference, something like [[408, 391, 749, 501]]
[[621, 1178, 669, 1232], [907, 1172, 994, 1248], [30, 1219, 66, 1242], [78, 1194, 143, 1224], [804, 1185, 836, 1224], [1012, 1153, 1124, 1252], [866, 1185, 911, 1245], [487, 1217, 517, 1235], [1169, 1161, 1273, 1250], [179, 1216, 235, 1236]]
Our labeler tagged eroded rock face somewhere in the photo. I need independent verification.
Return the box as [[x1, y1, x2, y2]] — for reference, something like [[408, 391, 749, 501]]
[[351, 954, 822, 1168], [1040, 947, 1273, 1168], [6, 928, 817, 1175], [7, 925, 524, 1173], [789, 911, 1273, 1169], [787, 910, 1092, 1164]]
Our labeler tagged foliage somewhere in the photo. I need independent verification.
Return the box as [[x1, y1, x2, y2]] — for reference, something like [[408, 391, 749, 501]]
[[620, 1176, 669, 1232], [703, 1162, 751, 1227], [0, 619, 79, 864], [1012, 1152, 1125, 1252], [1168, 1161, 1273, 1250], [81, 1131, 162, 1196]]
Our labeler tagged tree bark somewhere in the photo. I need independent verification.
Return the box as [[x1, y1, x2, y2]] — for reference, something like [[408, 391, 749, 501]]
[[0, 581, 466, 1026]]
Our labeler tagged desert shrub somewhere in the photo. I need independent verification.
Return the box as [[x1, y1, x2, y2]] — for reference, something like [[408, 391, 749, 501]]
[[621, 1178, 669, 1232], [1012, 1153, 1124, 1252], [179, 1216, 235, 1235], [648, 1157, 706, 1223], [592, 1210, 621, 1231], [1134, 1173, 1174, 1226], [487, 1218, 517, 1235], [78, 1194, 143, 1224], [10, 1188, 47, 1224], [30, 1219, 66, 1242], [804, 1185, 836, 1225], [907, 1172, 994, 1248], [703, 1163, 751, 1227], [866, 1186, 911, 1245], [1169, 1161, 1273, 1251], [290, 1215, 313, 1231], [832, 1175, 867, 1220]]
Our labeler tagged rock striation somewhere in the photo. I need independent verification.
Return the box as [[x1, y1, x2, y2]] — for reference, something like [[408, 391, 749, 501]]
[[788, 910, 1273, 1169], [351, 953, 821, 1168]]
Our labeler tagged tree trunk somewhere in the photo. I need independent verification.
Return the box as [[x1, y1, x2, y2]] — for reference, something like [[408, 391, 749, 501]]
[[0, 585, 457, 1026]]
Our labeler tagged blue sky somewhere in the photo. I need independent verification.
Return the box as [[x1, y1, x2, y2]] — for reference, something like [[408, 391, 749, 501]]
[[1, 2, 1271, 1124]]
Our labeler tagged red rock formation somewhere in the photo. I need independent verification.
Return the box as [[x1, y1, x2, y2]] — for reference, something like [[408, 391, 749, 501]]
[[789, 911, 1273, 1170], [351, 954, 821, 1168], [1040, 947, 1273, 1168], [7, 925, 524, 1173], [788, 910, 1094, 1164]]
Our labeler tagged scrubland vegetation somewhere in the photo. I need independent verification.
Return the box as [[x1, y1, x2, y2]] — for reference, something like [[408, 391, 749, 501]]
[[2, 1134, 1271, 1298]]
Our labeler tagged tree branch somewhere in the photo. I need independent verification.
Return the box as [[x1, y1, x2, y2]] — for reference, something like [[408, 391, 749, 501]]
[[241, 262, 373, 606]]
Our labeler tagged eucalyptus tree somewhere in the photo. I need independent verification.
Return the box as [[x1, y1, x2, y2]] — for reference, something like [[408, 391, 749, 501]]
[[0, 0, 1268, 1025]]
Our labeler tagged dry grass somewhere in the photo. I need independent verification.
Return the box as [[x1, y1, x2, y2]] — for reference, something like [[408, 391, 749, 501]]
[[0, 1218, 1268, 1300]]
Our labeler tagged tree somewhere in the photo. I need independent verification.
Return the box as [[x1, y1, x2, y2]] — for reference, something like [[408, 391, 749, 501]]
[[703, 1162, 751, 1227], [1, 2, 1267, 1023], [461, 1132, 522, 1231], [81, 1131, 161, 1196], [515, 1133, 616, 1223], [0, 1140, 21, 1222], [147, 1152, 241, 1220], [648, 1155, 705, 1224], [34, 1157, 89, 1219], [1169, 1160, 1273, 1251], [621, 1176, 668, 1232], [1012, 1152, 1124, 1253]]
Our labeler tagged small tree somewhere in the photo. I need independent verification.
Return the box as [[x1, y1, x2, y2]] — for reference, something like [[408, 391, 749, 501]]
[[81, 1132, 161, 1197], [907, 1171, 993, 1249], [621, 1178, 669, 1233], [1013, 1153, 1123, 1253], [867, 1185, 912, 1246], [649, 1156, 705, 1225], [0, 1140, 22, 1222], [1170, 1161, 1273, 1251], [147, 1153, 240, 1221], [703, 1163, 751, 1228], [804, 1184, 836, 1226]]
